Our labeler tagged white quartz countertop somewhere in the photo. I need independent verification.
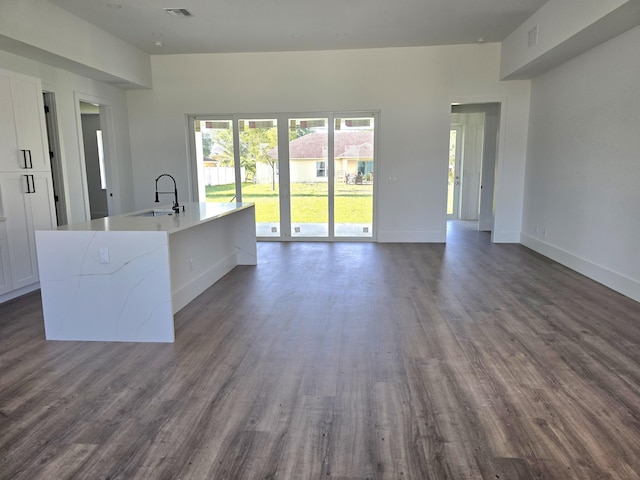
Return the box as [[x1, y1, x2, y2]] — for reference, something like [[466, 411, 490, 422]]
[[53, 202, 254, 234]]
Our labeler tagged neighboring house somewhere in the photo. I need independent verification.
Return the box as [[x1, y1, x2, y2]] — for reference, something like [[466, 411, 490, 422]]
[[257, 130, 374, 184]]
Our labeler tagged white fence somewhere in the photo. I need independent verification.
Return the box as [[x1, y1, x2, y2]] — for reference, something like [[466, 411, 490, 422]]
[[204, 166, 245, 186]]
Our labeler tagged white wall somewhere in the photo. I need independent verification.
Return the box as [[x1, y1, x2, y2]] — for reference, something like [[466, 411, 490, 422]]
[[521, 25, 640, 302], [500, 0, 640, 79], [0, 0, 151, 88], [127, 44, 531, 242], [0, 50, 134, 223]]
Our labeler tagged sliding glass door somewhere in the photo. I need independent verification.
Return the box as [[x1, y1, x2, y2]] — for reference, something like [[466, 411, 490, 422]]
[[191, 116, 281, 237], [192, 119, 237, 203], [237, 118, 280, 237], [286, 114, 375, 239], [189, 112, 377, 241], [288, 118, 329, 238], [334, 116, 374, 237]]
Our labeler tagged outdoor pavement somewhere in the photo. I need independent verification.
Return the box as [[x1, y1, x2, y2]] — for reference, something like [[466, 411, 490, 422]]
[[256, 223, 373, 239]]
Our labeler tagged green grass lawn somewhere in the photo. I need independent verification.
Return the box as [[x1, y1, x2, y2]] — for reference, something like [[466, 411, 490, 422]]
[[206, 182, 373, 224]]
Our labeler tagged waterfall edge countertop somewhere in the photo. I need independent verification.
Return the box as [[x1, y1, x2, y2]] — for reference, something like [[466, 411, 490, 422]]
[[35, 202, 257, 343], [55, 202, 255, 233]]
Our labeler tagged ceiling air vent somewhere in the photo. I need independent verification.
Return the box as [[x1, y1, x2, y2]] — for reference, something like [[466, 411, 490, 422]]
[[164, 8, 192, 17]]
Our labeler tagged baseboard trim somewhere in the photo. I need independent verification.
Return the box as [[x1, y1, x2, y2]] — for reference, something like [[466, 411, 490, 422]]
[[171, 252, 237, 313], [520, 233, 640, 303], [0, 283, 40, 305], [492, 231, 521, 243], [378, 230, 445, 243]]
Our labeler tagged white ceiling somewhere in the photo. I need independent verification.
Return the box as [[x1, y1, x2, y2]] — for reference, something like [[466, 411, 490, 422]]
[[48, 0, 549, 55]]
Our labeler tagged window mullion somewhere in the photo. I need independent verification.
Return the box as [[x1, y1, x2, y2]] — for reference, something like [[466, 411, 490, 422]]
[[233, 116, 242, 202], [328, 113, 335, 238]]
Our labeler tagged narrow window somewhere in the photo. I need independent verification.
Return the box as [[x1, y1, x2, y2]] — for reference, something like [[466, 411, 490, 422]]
[[316, 161, 326, 177], [96, 130, 107, 189]]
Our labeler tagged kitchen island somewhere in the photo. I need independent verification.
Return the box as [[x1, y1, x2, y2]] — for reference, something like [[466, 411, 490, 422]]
[[35, 202, 256, 343]]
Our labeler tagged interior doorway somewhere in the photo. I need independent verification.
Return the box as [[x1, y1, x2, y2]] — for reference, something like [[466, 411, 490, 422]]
[[79, 101, 109, 219], [448, 103, 500, 233]]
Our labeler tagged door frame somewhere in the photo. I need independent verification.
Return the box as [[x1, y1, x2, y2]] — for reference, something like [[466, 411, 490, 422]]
[[42, 91, 68, 226], [74, 92, 118, 222], [449, 99, 503, 241]]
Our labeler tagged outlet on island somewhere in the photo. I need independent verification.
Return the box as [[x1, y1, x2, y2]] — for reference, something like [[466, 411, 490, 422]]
[[99, 248, 110, 264]]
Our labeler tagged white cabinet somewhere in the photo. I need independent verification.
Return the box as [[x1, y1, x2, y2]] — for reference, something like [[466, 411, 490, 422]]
[[0, 70, 20, 172], [0, 67, 55, 300], [0, 173, 56, 290], [0, 69, 50, 172]]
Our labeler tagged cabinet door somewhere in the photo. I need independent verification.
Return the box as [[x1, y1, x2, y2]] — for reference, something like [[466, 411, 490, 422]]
[[0, 174, 39, 289], [0, 69, 20, 171], [30, 173, 57, 232], [13, 73, 50, 171]]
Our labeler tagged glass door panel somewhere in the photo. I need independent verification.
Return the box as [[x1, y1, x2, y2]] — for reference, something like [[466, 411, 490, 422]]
[[447, 126, 462, 219], [238, 119, 280, 237], [194, 119, 237, 203], [288, 118, 329, 238], [334, 116, 374, 237]]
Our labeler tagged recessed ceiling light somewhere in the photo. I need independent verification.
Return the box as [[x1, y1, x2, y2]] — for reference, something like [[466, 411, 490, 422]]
[[155, 41, 164, 47], [164, 8, 192, 17]]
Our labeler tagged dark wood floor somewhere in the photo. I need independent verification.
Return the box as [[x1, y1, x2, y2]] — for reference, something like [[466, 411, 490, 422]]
[[1, 221, 639, 479]]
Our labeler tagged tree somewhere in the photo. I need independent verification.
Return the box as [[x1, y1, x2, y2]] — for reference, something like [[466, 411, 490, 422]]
[[202, 132, 213, 158], [240, 126, 278, 189], [290, 127, 312, 140], [213, 128, 237, 167], [208, 123, 298, 189]]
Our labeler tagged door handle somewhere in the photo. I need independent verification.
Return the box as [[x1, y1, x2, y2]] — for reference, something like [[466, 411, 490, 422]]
[[21, 150, 33, 169], [24, 175, 35, 193]]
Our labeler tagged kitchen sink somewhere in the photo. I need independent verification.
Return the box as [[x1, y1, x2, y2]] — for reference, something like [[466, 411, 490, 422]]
[[128, 209, 175, 217]]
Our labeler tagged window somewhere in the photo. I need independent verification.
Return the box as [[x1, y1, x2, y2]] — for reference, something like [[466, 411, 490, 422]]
[[316, 161, 326, 177], [96, 130, 107, 189]]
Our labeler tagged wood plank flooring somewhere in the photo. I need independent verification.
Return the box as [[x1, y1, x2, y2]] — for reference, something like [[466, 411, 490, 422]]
[[1, 221, 639, 479]]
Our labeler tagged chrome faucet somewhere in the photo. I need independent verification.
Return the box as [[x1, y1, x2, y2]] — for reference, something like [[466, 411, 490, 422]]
[[155, 173, 181, 213]]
